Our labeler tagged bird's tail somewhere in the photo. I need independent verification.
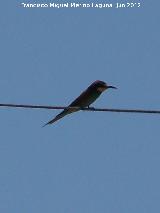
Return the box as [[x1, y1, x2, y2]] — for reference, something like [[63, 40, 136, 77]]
[[42, 106, 81, 127], [42, 110, 68, 127]]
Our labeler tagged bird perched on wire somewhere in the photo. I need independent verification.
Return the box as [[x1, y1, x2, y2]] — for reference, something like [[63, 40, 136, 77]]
[[43, 80, 117, 127]]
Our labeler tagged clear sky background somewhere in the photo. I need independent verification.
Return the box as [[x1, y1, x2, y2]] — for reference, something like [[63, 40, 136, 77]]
[[0, 0, 160, 212]]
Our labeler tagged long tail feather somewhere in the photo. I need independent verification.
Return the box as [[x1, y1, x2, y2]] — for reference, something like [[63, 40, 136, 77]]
[[42, 110, 69, 127], [42, 106, 80, 127]]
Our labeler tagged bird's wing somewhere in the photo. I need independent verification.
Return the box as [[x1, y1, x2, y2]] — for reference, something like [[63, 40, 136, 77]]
[[69, 89, 91, 107]]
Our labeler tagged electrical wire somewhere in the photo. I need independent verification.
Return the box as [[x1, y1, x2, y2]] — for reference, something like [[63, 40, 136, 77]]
[[0, 103, 160, 114]]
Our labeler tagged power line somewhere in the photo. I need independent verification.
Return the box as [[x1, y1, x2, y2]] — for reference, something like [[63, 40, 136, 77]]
[[0, 103, 160, 114]]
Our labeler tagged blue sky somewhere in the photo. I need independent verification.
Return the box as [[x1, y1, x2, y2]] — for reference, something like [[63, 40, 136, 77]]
[[0, 0, 160, 212]]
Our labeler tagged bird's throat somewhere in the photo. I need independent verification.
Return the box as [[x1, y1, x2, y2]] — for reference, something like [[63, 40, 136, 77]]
[[97, 87, 107, 92]]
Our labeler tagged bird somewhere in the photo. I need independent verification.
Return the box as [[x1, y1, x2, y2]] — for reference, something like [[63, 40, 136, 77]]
[[43, 80, 117, 127]]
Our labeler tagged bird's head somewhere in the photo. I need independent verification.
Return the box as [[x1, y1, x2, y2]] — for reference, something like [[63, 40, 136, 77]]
[[90, 80, 117, 92]]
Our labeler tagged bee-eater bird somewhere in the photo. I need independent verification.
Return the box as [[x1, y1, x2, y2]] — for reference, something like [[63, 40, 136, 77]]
[[43, 80, 117, 127]]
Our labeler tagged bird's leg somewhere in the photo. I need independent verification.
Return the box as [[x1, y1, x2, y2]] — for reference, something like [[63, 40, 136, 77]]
[[81, 105, 95, 111], [87, 105, 95, 110]]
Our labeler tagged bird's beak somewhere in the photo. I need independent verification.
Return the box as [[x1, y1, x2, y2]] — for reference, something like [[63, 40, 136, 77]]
[[107, 85, 117, 89]]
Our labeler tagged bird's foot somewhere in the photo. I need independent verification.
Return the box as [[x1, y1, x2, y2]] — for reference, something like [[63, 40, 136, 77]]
[[88, 106, 95, 110], [81, 106, 95, 111]]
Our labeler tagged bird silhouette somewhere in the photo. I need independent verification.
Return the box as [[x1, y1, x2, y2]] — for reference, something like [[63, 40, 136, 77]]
[[43, 80, 117, 127]]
